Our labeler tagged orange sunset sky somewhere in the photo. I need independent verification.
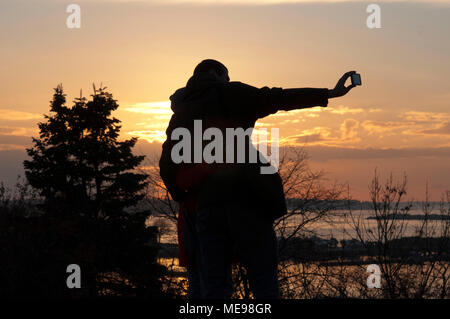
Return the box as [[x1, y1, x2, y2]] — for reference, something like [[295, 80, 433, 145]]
[[0, 0, 449, 201]]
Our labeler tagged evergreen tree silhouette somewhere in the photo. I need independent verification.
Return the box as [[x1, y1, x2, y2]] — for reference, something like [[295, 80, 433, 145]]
[[13, 84, 167, 298], [24, 84, 148, 219]]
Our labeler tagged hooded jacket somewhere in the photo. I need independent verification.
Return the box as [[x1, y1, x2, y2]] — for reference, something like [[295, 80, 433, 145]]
[[159, 72, 328, 220]]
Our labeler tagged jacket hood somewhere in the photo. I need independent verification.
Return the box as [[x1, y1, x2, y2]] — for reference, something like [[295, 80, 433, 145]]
[[170, 72, 222, 113], [169, 88, 187, 112]]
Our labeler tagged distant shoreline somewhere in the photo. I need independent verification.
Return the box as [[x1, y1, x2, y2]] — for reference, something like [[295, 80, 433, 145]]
[[286, 199, 447, 211], [367, 214, 450, 220]]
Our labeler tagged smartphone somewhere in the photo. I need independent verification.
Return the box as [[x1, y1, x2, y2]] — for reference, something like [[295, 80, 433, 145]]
[[351, 73, 362, 86]]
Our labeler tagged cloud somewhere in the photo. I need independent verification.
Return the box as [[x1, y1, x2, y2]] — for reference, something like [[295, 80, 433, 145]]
[[0, 126, 39, 137], [340, 119, 359, 139], [419, 122, 450, 136], [298, 145, 450, 162], [0, 127, 27, 136], [0, 126, 38, 151], [400, 111, 450, 123], [0, 134, 32, 147], [327, 105, 364, 115], [123, 102, 450, 146], [287, 133, 325, 144], [360, 112, 450, 139], [0, 109, 42, 121], [132, 139, 164, 157], [124, 101, 172, 115], [361, 120, 415, 136], [283, 126, 337, 145], [256, 118, 301, 128], [271, 108, 323, 119], [127, 130, 167, 143], [282, 118, 364, 146], [124, 101, 173, 142]]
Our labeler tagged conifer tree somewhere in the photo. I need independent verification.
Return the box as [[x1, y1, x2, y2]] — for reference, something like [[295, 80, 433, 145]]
[[24, 84, 148, 219], [21, 85, 165, 297]]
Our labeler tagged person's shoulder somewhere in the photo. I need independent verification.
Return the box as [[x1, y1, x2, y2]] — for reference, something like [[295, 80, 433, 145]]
[[227, 81, 255, 88], [223, 81, 258, 95]]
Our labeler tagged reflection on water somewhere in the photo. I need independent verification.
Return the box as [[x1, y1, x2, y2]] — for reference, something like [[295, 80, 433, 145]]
[[152, 209, 447, 244], [158, 257, 188, 296], [153, 207, 449, 298], [285, 209, 447, 241], [158, 257, 450, 298]]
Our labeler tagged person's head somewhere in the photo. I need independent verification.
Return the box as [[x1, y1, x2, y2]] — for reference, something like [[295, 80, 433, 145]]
[[194, 59, 230, 83]]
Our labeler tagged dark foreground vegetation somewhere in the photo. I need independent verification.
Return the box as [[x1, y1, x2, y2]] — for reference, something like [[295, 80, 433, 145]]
[[146, 148, 450, 299], [1, 85, 449, 299], [0, 85, 168, 298]]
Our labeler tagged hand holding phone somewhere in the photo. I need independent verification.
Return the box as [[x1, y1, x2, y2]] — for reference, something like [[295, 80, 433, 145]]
[[328, 71, 360, 98], [351, 73, 362, 86]]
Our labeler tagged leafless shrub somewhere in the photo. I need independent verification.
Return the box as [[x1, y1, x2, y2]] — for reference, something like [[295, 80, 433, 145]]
[[140, 150, 450, 299], [345, 169, 450, 298]]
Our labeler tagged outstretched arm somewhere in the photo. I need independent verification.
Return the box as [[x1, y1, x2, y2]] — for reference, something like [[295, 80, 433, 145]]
[[224, 71, 358, 120], [278, 71, 358, 111]]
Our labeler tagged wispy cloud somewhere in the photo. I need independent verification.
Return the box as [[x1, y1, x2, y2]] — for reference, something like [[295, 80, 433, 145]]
[[0, 109, 42, 121], [340, 118, 359, 139], [0, 134, 32, 147], [0, 144, 27, 151], [271, 108, 323, 119], [0, 125, 38, 151], [400, 111, 450, 123], [124, 101, 172, 115], [418, 122, 450, 136], [123, 101, 450, 146], [124, 101, 173, 142], [127, 130, 167, 143], [327, 105, 364, 115], [282, 122, 361, 146], [361, 120, 415, 136], [0, 126, 39, 137], [304, 145, 450, 161]]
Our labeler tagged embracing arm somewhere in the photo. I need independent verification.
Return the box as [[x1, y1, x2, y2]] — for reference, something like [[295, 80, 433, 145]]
[[159, 115, 187, 203]]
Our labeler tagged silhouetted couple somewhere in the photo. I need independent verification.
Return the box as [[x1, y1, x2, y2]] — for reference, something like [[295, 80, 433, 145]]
[[159, 59, 357, 299]]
